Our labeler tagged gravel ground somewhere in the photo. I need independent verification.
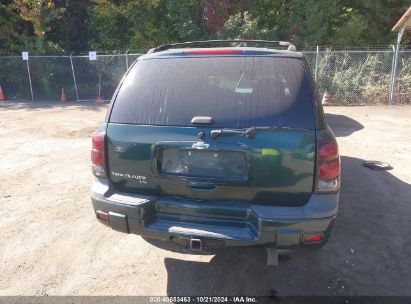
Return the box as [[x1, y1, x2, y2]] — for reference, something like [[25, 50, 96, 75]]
[[0, 102, 410, 296]]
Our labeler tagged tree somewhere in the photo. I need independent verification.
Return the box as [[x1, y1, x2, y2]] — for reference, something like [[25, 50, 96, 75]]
[[0, 0, 37, 53], [40, 0, 93, 52], [1, 0, 411, 53], [218, 0, 411, 47], [163, 0, 206, 42], [89, 0, 173, 51], [338, 0, 410, 45]]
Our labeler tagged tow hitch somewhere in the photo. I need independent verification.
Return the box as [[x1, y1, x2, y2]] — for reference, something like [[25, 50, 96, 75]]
[[189, 238, 203, 251]]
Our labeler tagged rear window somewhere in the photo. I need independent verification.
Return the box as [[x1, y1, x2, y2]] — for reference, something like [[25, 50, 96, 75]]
[[109, 56, 315, 128]]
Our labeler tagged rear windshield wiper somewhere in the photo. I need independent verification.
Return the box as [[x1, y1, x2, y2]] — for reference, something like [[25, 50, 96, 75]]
[[210, 126, 294, 139]]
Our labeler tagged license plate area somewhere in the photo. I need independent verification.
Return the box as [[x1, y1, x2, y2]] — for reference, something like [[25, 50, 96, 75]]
[[154, 144, 250, 182]]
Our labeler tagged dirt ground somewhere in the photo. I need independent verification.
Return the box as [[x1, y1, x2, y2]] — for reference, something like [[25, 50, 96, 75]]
[[0, 102, 410, 296]]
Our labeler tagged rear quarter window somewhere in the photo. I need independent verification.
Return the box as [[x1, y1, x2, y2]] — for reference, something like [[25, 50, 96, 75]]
[[109, 56, 315, 129]]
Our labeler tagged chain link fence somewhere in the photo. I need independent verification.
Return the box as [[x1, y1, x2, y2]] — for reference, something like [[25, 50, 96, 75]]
[[0, 53, 143, 102], [0, 47, 410, 104], [303, 46, 400, 104], [393, 49, 411, 104]]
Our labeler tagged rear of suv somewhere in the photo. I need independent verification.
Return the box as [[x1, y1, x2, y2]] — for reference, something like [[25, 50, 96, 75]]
[[91, 40, 340, 255]]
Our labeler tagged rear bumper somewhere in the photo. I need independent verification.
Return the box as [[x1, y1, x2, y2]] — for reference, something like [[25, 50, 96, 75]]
[[91, 178, 338, 249]]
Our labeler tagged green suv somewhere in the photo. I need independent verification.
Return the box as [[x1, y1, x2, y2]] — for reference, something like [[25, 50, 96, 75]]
[[90, 40, 340, 260]]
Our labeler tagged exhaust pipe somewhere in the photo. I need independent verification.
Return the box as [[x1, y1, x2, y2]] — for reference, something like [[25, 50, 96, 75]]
[[189, 238, 203, 251]]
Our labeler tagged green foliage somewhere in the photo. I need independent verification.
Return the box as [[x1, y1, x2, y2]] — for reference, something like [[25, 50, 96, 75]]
[[395, 55, 411, 103], [1, 0, 411, 53], [89, 0, 134, 50], [41, 0, 93, 52], [218, 11, 262, 39], [315, 50, 393, 104], [89, 0, 177, 51], [164, 0, 206, 41], [0, 1, 37, 53], [218, 0, 410, 47]]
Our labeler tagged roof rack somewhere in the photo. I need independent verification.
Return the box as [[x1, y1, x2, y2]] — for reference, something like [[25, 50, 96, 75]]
[[147, 40, 297, 54]]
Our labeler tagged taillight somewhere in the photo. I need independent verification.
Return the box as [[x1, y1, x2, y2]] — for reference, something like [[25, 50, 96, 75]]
[[91, 131, 107, 178], [316, 139, 340, 193], [303, 234, 324, 244]]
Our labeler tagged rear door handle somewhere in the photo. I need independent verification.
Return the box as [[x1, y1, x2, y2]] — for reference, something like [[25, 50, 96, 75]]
[[187, 181, 216, 191]]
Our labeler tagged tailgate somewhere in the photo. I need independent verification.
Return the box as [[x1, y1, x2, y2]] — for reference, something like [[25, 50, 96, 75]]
[[106, 124, 315, 206]]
